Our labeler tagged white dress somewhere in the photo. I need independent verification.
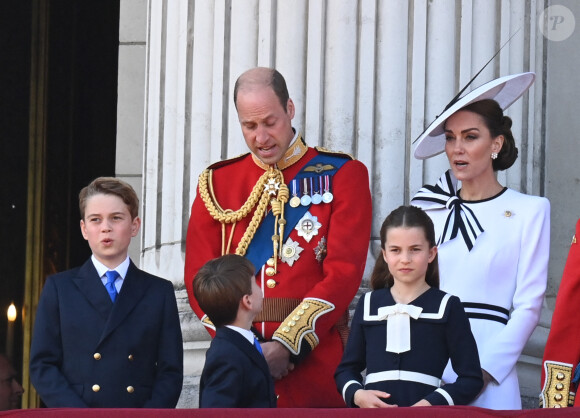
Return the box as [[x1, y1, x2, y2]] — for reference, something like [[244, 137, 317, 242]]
[[412, 170, 550, 409]]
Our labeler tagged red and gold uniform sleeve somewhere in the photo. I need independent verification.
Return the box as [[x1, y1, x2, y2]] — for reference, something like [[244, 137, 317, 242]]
[[541, 219, 580, 408]]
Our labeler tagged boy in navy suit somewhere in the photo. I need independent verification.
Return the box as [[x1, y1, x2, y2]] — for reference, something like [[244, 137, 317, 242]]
[[194, 255, 276, 407], [30, 177, 183, 408]]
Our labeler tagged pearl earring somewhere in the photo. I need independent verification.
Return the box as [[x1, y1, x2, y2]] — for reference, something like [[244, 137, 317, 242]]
[[491, 152, 498, 160]]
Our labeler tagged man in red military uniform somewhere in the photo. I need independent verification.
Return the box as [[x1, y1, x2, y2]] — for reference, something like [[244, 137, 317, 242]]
[[541, 219, 580, 408], [184, 67, 372, 407]]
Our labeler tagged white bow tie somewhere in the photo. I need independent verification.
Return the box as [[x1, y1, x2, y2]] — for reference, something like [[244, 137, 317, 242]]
[[377, 303, 423, 354]]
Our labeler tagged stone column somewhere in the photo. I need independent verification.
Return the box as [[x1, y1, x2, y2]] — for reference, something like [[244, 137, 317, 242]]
[[116, 0, 147, 262]]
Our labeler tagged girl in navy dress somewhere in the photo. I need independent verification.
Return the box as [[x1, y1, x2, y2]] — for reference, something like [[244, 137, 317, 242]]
[[335, 205, 483, 407]]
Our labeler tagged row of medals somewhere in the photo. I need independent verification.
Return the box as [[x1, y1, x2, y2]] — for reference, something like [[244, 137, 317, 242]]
[[288, 176, 333, 208], [265, 176, 333, 284]]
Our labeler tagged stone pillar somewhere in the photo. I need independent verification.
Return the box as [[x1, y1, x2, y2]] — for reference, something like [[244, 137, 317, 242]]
[[116, 0, 147, 262]]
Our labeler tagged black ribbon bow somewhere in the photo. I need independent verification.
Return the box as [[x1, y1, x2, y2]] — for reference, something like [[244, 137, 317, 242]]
[[412, 170, 484, 251]]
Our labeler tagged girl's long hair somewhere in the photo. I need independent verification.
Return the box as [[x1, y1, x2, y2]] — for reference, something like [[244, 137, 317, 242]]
[[370, 205, 439, 290]]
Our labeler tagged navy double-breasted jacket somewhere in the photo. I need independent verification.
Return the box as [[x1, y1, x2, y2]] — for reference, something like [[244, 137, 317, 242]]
[[30, 259, 183, 408]]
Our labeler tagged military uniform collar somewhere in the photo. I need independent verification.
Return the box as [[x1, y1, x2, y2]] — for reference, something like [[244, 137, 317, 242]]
[[251, 132, 308, 171]]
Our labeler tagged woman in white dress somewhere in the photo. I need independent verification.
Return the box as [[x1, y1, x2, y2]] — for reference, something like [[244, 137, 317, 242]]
[[411, 73, 550, 409]]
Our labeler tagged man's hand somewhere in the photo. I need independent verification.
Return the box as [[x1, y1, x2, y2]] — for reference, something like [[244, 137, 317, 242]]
[[353, 389, 396, 408], [261, 341, 295, 380]]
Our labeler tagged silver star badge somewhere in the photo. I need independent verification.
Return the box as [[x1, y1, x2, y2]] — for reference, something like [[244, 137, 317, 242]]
[[295, 211, 322, 243], [264, 178, 280, 196], [281, 237, 304, 266]]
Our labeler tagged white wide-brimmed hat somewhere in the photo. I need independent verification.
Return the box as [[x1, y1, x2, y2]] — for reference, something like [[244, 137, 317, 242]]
[[413, 72, 535, 160]]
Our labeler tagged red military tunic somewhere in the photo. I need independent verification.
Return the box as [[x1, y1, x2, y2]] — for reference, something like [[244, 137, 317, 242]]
[[541, 219, 580, 407], [184, 137, 372, 407]]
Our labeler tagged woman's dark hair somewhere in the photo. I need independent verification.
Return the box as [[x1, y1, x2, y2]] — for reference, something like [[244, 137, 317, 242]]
[[459, 99, 518, 171], [370, 205, 439, 290]]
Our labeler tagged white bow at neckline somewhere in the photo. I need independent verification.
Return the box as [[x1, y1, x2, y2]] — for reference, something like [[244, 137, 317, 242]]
[[377, 303, 423, 354]]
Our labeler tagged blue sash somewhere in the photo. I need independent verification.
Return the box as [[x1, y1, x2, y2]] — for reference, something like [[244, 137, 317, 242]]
[[245, 153, 349, 272]]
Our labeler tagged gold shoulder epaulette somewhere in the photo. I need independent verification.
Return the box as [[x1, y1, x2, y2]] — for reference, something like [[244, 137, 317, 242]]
[[272, 298, 334, 355], [207, 152, 250, 170], [540, 361, 575, 408], [572, 234, 576, 245], [315, 146, 354, 160]]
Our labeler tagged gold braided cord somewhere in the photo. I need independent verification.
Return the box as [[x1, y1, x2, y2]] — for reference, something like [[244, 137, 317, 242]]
[[221, 222, 226, 255], [236, 169, 285, 257], [221, 210, 237, 255], [268, 178, 287, 273], [275, 183, 289, 262], [199, 168, 270, 224], [199, 167, 287, 260], [270, 183, 289, 216], [234, 188, 271, 256]]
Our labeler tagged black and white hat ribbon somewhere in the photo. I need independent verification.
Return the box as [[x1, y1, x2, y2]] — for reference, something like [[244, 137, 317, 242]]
[[412, 170, 484, 251]]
